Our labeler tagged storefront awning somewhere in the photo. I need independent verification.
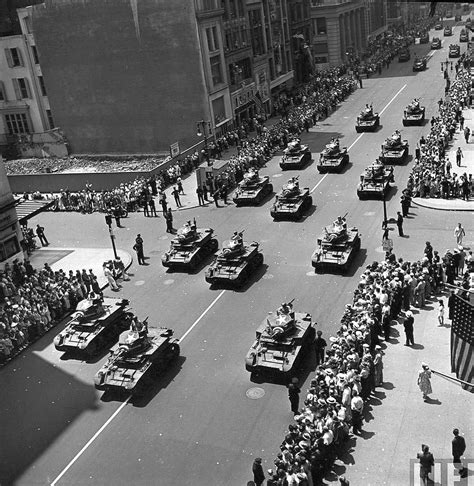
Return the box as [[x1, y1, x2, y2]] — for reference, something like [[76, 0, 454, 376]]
[[15, 198, 54, 225]]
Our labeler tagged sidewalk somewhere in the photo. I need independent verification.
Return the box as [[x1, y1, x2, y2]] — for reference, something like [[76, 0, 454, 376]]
[[413, 104, 474, 212], [29, 246, 132, 289], [334, 292, 473, 485]]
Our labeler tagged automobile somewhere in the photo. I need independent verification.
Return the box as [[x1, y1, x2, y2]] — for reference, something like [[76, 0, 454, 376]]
[[357, 161, 395, 200], [317, 137, 349, 172], [94, 324, 180, 396], [161, 219, 218, 272], [380, 130, 409, 164], [435, 23, 443, 30], [233, 168, 273, 206], [245, 302, 315, 378], [419, 32, 430, 44], [54, 297, 131, 356], [280, 138, 312, 170], [270, 177, 312, 220], [204, 232, 263, 288], [444, 26, 453, 36], [398, 48, 411, 62], [311, 216, 361, 273], [449, 44, 461, 57], [460, 29, 468, 42], [413, 57, 427, 71], [431, 37, 442, 49]]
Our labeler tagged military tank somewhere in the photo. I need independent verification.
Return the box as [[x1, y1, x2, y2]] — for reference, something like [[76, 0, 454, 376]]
[[161, 219, 218, 271], [54, 296, 131, 356], [245, 301, 315, 378], [316, 138, 350, 173], [312, 216, 361, 273], [357, 160, 394, 199], [280, 139, 312, 170], [270, 177, 312, 220], [233, 168, 273, 206], [402, 99, 425, 126], [94, 324, 180, 396], [205, 232, 263, 288], [380, 130, 409, 163], [355, 105, 380, 133]]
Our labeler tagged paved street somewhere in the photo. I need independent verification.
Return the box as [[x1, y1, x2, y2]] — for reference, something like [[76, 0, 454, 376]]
[[1, 22, 473, 486]]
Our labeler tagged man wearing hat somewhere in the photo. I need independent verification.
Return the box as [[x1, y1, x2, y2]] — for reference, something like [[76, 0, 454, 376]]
[[403, 311, 415, 346], [314, 330, 327, 366], [287, 377, 301, 415], [252, 457, 265, 486]]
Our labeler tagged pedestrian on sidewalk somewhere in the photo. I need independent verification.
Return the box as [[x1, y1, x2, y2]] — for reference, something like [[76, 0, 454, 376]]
[[202, 184, 209, 202], [113, 256, 130, 281], [454, 223, 466, 246], [148, 198, 157, 217], [252, 458, 265, 486], [459, 114, 465, 130], [417, 445, 434, 486], [401, 193, 411, 217], [177, 177, 185, 195], [220, 184, 228, 204], [143, 198, 150, 217], [350, 390, 364, 435], [165, 208, 174, 234], [452, 428, 467, 478], [396, 212, 404, 237], [456, 147, 463, 167], [417, 363, 432, 401], [103, 263, 120, 291], [373, 345, 384, 387], [113, 206, 123, 227], [437, 300, 445, 326], [287, 377, 301, 415], [212, 189, 220, 208], [133, 234, 145, 265], [464, 126, 471, 143], [314, 330, 327, 365], [196, 186, 205, 206], [403, 310, 415, 346], [172, 186, 182, 208], [36, 224, 49, 246]]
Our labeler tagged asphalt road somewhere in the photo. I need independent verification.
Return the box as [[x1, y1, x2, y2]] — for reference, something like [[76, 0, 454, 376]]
[[1, 22, 473, 486]]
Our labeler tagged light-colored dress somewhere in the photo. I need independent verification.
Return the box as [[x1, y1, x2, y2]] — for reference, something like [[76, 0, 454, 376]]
[[417, 369, 432, 396]]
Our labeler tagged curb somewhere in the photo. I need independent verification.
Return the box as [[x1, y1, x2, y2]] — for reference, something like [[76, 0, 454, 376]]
[[412, 198, 474, 212]]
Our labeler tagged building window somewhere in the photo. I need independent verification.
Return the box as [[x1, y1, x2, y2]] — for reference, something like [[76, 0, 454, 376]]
[[46, 109, 55, 129], [24, 16, 33, 33], [206, 26, 220, 52], [0, 81, 6, 101], [0, 236, 21, 262], [249, 9, 266, 57], [32, 45, 39, 64], [38, 76, 47, 96], [313, 42, 328, 55], [212, 96, 226, 125], [314, 55, 328, 64], [4, 113, 30, 135], [5, 47, 24, 67], [210, 55, 223, 85], [12, 78, 31, 99], [315, 18, 327, 35]]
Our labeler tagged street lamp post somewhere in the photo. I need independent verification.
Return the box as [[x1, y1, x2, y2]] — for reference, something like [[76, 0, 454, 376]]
[[105, 217, 119, 259], [196, 120, 213, 167]]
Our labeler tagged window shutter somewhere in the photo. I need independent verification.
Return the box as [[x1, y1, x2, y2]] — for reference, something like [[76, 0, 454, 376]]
[[4, 48, 13, 68], [24, 78, 32, 98], [17, 48, 24, 66], [12, 78, 22, 100]]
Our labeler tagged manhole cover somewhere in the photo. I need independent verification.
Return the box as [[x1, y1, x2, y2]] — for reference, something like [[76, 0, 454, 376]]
[[305, 271, 316, 277], [262, 274, 274, 279], [163, 279, 174, 285], [272, 173, 283, 178], [134, 280, 145, 286], [246, 387, 265, 399]]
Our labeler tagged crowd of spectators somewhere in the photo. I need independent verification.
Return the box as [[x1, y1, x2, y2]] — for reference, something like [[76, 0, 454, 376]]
[[0, 260, 102, 363], [265, 243, 473, 485], [406, 62, 473, 201]]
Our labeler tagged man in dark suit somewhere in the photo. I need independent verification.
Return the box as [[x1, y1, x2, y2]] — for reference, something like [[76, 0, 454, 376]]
[[403, 311, 414, 346], [252, 458, 265, 486], [452, 428, 467, 477]]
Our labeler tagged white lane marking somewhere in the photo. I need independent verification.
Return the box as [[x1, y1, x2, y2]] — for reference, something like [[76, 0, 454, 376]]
[[379, 84, 407, 115], [347, 133, 364, 151], [310, 173, 328, 194], [51, 396, 131, 486], [52, 289, 226, 485], [179, 289, 226, 343]]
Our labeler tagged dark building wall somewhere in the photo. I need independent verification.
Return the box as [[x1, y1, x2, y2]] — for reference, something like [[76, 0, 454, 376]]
[[0, 0, 43, 35], [32, 0, 208, 154]]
